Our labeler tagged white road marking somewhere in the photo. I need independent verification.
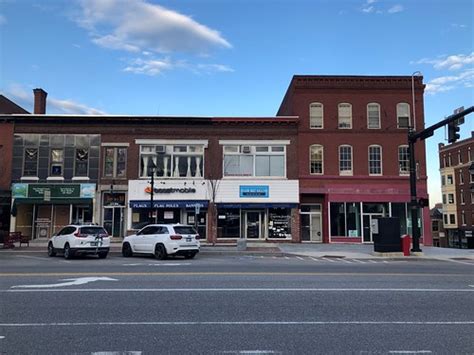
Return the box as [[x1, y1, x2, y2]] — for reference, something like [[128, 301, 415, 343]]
[[0, 336, 5, 339], [11, 277, 118, 289], [0, 321, 472, 327], [369, 260, 378, 263], [295, 257, 304, 261], [123, 263, 191, 266], [16, 255, 48, 261], [389, 351, 432, 354], [309, 257, 320, 262], [342, 259, 353, 264], [322, 258, 336, 262], [352, 259, 366, 263], [443, 258, 474, 266], [91, 352, 142, 355], [4, 288, 474, 293]]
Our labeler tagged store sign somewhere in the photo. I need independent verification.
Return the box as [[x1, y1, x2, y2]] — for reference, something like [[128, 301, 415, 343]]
[[145, 186, 197, 194], [12, 183, 96, 199], [239, 185, 269, 198]]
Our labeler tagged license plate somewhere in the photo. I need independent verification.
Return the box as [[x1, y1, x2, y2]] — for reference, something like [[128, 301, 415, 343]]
[[186, 238, 192, 242], [90, 242, 97, 246]]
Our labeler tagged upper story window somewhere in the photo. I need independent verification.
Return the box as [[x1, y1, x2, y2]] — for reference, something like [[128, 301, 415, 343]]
[[309, 103, 323, 129], [339, 145, 353, 175], [469, 147, 472, 162], [368, 145, 382, 175], [447, 174, 453, 184], [74, 149, 89, 177], [447, 154, 452, 167], [461, 190, 465, 204], [23, 147, 39, 177], [398, 145, 409, 175], [367, 103, 381, 129], [50, 148, 64, 176], [448, 193, 454, 204], [310, 145, 323, 175], [140, 144, 204, 178], [223, 145, 285, 177], [397, 103, 410, 128], [104, 147, 127, 178], [338, 103, 352, 129], [459, 170, 464, 184], [441, 175, 446, 186], [458, 150, 462, 164]]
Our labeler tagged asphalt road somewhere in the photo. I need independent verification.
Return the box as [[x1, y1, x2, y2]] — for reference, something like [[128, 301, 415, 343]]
[[0, 250, 473, 354]]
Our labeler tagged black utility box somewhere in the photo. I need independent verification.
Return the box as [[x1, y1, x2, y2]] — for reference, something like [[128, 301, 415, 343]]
[[373, 217, 402, 252]]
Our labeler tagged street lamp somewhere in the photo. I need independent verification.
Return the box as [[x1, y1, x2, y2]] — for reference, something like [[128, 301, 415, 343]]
[[148, 160, 157, 224]]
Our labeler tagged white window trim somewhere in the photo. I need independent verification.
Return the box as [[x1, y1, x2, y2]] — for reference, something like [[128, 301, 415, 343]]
[[136, 139, 209, 148], [309, 102, 324, 129], [397, 102, 411, 129], [368, 144, 383, 176], [339, 145, 353, 176], [338, 103, 352, 129], [398, 145, 410, 176], [367, 103, 381, 129], [219, 140, 290, 146], [101, 142, 130, 147], [309, 144, 324, 175]]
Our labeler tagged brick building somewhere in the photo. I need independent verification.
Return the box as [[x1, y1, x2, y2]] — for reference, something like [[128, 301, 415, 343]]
[[439, 133, 474, 248], [277, 76, 431, 245]]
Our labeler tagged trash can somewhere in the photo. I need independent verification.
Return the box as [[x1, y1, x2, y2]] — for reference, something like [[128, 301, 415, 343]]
[[373, 217, 402, 252]]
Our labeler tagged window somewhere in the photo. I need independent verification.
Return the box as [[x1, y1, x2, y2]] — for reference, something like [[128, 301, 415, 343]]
[[338, 103, 352, 129], [367, 103, 381, 129], [104, 147, 127, 178], [223, 145, 285, 177], [339, 145, 353, 175], [442, 156, 446, 168], [310, 145, 323, 174], [461, 211, 466, 225], [458, 151, 462, 164], [50, 148, 64, 176], [397, 103, 410, 128], [448, 194, 454, 204], [449, 214, 455, 225], [309, 103, 323, 129], [459, 170, 464, 184], [23, 148, 38, 177], [443, 214, 448, 224], [447, 154, 452, 167], [447, 175, 453, 184], [432, 220, 439, 232], [74, 148, 89, 177], [460, 190, 465, 204], [442, 194, 447, 204], [368, 145, 382, 175], [441, 175, 446, 186], [140, 144, 204, 178], [471, 192, 474, 204], [398, 145, 409, 175], [469, 148, 472, 162], [217, 208, 240, 238]]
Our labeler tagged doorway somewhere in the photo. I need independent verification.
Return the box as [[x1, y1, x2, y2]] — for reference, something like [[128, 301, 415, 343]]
[[300, 204, 322, 242], [244, 210, 264, 239], [103, 207, 124, 238], [362, 214, 383, 243]]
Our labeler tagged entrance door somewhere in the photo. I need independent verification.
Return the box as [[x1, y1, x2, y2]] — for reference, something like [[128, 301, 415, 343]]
[[363, 214, 383, 243], [310, 214, 322, 242], [245, 211, 263, 239], [103, 207, 124, 238]]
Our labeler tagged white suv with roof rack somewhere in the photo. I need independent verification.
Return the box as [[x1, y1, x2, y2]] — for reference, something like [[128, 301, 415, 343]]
[[122, 224, 200, 260], [47, 224, 110, 259]]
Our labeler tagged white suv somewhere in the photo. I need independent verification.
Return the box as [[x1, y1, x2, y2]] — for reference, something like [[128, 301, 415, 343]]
[[122, 224, 200, 260], [48, 224, 110, 259]]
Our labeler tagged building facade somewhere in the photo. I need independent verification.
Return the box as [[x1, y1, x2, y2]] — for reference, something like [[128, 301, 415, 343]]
[[277, 76, 431, 245], [439, 134, 474, 248]]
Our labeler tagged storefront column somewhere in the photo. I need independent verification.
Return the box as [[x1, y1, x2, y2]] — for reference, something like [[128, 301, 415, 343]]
[[291, 208, 300, 243], [9, 199, 16, 233], [207, 202, 217, 245]]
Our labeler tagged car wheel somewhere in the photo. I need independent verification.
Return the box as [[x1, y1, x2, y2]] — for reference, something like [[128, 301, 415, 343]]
[[64, 244, 74, 260], [154, 244, 167, 260], [98, 252, 108, 259], [184, 252, 197, 259], [47, 242, 56, 257], [122, 243, 133, 257]]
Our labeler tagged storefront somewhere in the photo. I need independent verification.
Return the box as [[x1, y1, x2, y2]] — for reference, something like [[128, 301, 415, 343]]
[[127, 180, 208, 238], [10, 183, 96, 239], [215, 180, 299, 241]]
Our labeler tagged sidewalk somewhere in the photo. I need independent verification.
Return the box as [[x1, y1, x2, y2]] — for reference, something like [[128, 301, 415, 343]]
[[2, 240, 474, 261]]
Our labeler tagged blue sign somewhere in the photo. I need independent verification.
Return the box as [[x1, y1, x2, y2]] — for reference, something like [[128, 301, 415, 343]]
[[239, 185, 269, 198], [129, 200, 208, 209]]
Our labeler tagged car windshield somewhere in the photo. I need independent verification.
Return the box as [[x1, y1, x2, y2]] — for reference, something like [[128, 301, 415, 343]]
[[80, 227, 107, 235], [173, 226, 197, 235]]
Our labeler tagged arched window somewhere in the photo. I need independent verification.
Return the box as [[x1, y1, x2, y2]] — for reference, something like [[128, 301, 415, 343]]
[[339, 145, 353, 175], [368, 145, 382, 175], [309, 103, 323, 129], [367, 103, 380, 129], [397, 103, 410, 128], [310, 145, 323, 174], [338, 103, 352, 129]]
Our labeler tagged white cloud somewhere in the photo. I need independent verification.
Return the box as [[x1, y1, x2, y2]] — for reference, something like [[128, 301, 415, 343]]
[[0, 84, 106, 115], [0, 14, 6, 25], [451, 23, 467, 29], [362, 6, 375, 13], [387, 5, 404, 14], [425, 69, 474, 94], [412, 52, 474, 71], [77, 0, 231, 55], [196, 64, 234, 73]]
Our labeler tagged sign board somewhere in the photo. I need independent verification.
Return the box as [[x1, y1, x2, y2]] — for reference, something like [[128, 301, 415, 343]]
[[239, 185, 269, 198], [12, 183, 95, 200]]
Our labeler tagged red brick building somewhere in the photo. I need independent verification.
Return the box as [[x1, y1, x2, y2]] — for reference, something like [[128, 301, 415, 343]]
[[277, 76, 431, 245]]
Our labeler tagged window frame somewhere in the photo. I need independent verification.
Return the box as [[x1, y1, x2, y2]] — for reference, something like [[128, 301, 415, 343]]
[[339, 145, 353, 176], [338, 103, 352, 129], [74, 148, 89, 177], [309, 102, 324, 129], [309, 144, 324, 175], [398, 145, 410, 176], [397, 103, 411, 129], [368, 144, 382, 176], [49, 148, 64, 177], [367, 103, 381, 129], [22, 147, 39, 177], [103, 147, 127, 179]]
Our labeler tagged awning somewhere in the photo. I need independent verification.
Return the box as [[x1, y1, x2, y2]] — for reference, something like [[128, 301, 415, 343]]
[[13, 198, 93, 205], [129, 200, 208, 209], [216, 203, 297, 209]]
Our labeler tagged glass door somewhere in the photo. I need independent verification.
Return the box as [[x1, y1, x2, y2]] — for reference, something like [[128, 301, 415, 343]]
[[363, 214, 383, 243], [245, 211, 263, 239], [310, 214, 322, 242], [103, 207, 124, 238]]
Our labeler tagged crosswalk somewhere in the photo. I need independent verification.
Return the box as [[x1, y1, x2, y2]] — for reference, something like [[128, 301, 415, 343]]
[[249, 255, 407, 264]]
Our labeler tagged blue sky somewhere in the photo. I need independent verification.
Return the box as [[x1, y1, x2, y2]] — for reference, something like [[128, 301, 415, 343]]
[[1, 0, 473, 206]]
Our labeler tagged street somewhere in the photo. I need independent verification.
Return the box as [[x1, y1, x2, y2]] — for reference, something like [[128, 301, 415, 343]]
[[1, 250, 473, 354]]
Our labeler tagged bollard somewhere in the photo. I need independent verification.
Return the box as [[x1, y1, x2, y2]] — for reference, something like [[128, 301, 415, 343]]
[[401, 235, 411, 256], [237, 238, 247, 251]]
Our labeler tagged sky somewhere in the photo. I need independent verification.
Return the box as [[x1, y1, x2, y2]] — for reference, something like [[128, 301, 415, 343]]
[[0, 0, 473, 206]]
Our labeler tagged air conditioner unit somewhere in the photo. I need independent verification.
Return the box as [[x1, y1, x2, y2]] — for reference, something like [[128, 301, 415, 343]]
[[156, 145, 165, 153], [241, 146, 251, 154]]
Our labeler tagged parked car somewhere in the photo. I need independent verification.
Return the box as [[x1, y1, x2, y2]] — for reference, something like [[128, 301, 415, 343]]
[[47, 224, 110, 259], [122, 224, 200, 260]]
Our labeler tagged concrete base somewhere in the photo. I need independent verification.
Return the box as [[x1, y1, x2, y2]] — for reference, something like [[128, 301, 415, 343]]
[[236, 239, 247, 251], [372, 252, 404, 258], [411, 252, 424, 257]]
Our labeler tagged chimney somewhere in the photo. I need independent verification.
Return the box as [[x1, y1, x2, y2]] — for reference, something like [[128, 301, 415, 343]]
[[33, 88, 47, 114]]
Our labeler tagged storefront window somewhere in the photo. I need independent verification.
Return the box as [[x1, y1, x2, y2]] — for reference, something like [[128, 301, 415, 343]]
[[391, 203, 407, 235], [330, 203, 346, 236], [268, 208, 291, 239], [346, 203, 361, 237], [217, 209, 240, 238]]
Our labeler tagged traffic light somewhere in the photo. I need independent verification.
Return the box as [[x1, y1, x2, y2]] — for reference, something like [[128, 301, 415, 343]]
[[447, 121, 460, 143], [418, 198, 429, 208]]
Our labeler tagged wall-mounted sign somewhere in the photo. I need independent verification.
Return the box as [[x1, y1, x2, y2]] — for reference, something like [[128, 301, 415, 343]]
[[12, 183, 96, 199], [239, 185, 269, 198], [145, 186, 196, 194]]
